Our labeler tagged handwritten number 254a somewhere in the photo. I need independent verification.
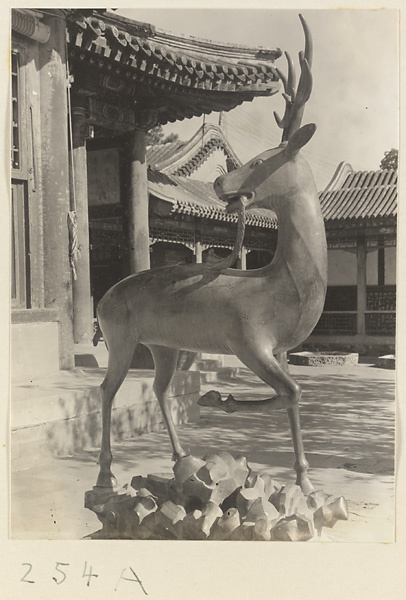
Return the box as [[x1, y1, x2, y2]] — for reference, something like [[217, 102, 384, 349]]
[[21, 562, 148, 593]]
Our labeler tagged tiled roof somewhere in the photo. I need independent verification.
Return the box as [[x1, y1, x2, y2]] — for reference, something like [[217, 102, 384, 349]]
[[64, 10, 281, 124], [320, 163, 397, 222], [147, 124, 241, 175], [148, 170, 277, 228], [148, 159, 396, 230]]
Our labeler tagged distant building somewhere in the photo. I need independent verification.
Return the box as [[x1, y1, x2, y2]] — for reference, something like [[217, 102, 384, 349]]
[[310, 162, 397, 354], [11, 7, 396, 389]]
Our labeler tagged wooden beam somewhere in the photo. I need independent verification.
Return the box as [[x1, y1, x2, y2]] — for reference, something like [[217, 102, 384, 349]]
[[378, 238, 385, 286], [194, 240, 202, 263], [241, 247, 247, 270], [71, 106, 94, 343], [127, 128, 150, 273], [39, 14, 74, 368]]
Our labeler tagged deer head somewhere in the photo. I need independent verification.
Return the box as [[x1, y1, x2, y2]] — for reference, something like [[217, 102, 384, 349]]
[[214, 14, 315, 214]]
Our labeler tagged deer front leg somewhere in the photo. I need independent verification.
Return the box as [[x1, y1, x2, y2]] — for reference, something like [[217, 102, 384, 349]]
[[95, 332, 137, 489], [149, 344, 188, 460], [96, 383, 118, 489]]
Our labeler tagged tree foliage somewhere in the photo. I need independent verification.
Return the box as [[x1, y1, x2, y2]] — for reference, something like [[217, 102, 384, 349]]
[[380, 148, 398, 171], [146, 124, 180, 146]]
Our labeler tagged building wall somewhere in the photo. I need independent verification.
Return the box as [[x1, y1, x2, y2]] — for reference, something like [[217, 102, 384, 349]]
[[11, 17, 75, 374], [11, 322, 60, 383], [87, 148, 120, 206], [327, 246, 396, 286], [328, 249, 357, 285], [150, 242, 193, 268], [367, 249, 378, 285], [385, 246, 396, 284]]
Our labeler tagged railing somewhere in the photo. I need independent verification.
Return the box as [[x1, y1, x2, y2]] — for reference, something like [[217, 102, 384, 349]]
[[313, 285, 396, 337], [366, 286, 396, 311], [365, 311, 396, 336], [313, 312, 357, 336]]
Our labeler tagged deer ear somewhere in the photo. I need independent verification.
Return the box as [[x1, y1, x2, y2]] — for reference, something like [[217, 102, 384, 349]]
[[286, 123, 316, 157]]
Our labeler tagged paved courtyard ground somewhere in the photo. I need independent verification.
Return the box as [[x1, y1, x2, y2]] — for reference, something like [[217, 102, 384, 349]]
[[10, 357, 396, 542]]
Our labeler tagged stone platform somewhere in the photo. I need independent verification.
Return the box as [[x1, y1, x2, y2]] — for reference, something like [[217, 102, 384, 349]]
[[289, 351, 359, 367], [85, 452, 348, 541], [377, 354, 396, 369], [11, 367, 200, 472]]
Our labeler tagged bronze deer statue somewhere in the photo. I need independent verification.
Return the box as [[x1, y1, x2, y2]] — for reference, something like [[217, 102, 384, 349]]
[[94, 15, 327, 496]]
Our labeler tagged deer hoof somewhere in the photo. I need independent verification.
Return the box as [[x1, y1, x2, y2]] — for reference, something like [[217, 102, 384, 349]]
[[172, 450, 188, 462], [95, 472, 118, 490], [298, 477, 315, 496], [224, 394, 238, 413], [197, 390, 222, 407]]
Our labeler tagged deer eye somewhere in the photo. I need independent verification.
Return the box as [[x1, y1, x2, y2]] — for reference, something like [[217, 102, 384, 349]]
[[251, 159, 263, 168]]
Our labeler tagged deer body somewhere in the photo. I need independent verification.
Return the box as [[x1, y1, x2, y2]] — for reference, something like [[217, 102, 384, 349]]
[[99, 159, 326, 357], [95, 15, 326, 496]]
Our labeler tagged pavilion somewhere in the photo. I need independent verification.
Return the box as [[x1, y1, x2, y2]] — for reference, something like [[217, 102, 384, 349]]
[[11, 8, 282, 381]]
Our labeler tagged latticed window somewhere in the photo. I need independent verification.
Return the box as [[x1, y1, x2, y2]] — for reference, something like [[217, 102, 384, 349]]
[[314, 312, 357, 336]]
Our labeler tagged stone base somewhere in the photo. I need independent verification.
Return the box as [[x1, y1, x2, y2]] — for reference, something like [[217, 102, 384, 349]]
[[85, 452, 348, 541], [11, 368, 200, 471], [304, 335, 395, 356], [377, 355, 395, 369], [289, 351, 359, 367]]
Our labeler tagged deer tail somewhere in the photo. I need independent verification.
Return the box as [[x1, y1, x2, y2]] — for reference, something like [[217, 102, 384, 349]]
[[93, 322, 103, 347], [209, 201, 246, 269]]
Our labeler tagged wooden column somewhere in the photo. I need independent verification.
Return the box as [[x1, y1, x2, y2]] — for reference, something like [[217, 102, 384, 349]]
[[378, 237, 385, 286], [71, 106, 93, 343], [356, 236, 367, 335], [127, 128, 150, 273], [195, 240, 202, 263], [39, 14, 74, 369], [241, 247, 247, 270]]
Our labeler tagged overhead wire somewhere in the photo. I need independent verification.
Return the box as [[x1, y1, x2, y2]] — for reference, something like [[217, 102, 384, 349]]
[[228, 108, 368, 175], [229, 108, 341, 165]]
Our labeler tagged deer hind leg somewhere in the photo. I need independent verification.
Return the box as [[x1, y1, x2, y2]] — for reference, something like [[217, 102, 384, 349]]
[[148, 344, 188, 460], [276, 352, 314, 495], [96, 328, 138, 489], [231, 344, 313, 494]]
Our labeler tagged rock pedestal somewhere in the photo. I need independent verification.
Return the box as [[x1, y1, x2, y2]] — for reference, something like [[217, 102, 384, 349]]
[[85, 451, 348, 541]]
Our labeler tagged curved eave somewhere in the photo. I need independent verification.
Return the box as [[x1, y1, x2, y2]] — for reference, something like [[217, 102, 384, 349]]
[[148, 124, 242, 174], [101, 11, 282, 64], [65, 11, 281, 100], [172, 201, 277, 228], [148, 170, 277, 228], [324, 215, 397, 228]]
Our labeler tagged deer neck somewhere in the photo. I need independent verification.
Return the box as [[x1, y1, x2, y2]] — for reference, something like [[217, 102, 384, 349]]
[[265, 186, 327, 287]]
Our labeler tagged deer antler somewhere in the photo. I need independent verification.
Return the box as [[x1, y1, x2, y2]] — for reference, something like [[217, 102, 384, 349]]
[[274, 14, 313, 142]]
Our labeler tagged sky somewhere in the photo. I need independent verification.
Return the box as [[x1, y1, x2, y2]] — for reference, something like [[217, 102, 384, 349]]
[[117, 8, 399, 190]]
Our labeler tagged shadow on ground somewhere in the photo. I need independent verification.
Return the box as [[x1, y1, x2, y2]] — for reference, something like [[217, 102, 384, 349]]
[[63, 365, 395, 482], [11, 362, 395, 541]]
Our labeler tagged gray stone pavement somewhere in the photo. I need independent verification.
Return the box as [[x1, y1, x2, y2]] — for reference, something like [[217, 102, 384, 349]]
[[10, 357, 395, 542]]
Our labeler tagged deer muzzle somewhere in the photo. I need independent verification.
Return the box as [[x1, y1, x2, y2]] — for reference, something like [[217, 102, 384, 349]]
[[224, 193, 255, 214], [213, 172, 256, 213]]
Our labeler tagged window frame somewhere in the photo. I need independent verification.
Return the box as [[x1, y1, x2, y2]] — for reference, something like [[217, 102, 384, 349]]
[[11, 42, 30, 308], [11, 46, 29, 180]]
